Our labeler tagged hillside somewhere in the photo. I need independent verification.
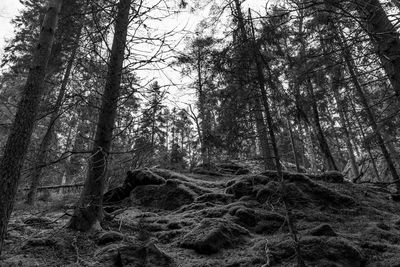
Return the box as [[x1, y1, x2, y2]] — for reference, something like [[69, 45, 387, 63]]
[[1, 168, 400, 266]]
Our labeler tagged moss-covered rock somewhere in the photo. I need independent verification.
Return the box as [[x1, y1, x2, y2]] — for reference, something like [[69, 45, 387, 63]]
[[94, 241, 176, 267], [195, 193, 234, 204], [307, 224, 337, 237], [180, 218, 250, 254], [131, 180, 196, 210], [269, 236, 363, 266], [103, 169, 166, 207], [96, 231, 124, 245], [307, 171, 344, 183]]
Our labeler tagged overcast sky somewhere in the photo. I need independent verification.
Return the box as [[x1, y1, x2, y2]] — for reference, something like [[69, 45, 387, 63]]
[[0, 0, 267, 108], [0, 0, 22, 53]]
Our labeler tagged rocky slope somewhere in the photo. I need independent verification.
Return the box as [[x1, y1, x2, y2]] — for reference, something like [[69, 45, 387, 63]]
[[2, 168, 400, 266]]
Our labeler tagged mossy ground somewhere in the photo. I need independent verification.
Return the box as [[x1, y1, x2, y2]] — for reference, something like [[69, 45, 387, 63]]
[[2, 170, 400, 266]]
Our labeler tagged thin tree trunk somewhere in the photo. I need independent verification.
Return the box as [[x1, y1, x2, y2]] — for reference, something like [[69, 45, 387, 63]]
[[252, 97, 274, 170], [26, 28, 81, 205], [231, 0, 275, 170], [331, 67, 360, 179], [60, 117, 81, 193], [304, 124, 317, 172], [349, 96, 381, 181], [337, 29, 400, 189], [354, 0, 400, 98], [246, 8, 305, 267], [0, 0, 62, 255], [286, 117, 301, 172], [196, 50, 208, 164], [264, 63, 301, 172], [67, 0, 131, 231], [306, 79, 338, 171]]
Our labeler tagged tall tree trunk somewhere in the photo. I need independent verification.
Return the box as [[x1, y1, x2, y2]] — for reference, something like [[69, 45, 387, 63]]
[[0, 0, 62, 255], [26, 28, 81, 205], [338, 30, 400, 189], [231, 0, 275, 170], [264, 62, 301, 172], [349, 96, 381, 182], [286, 117, 301, 172], [247, 8, 305, 267], [67, 0, 131, 231], [252, 97, 274, 170], [306, 79, 338, 171], [331, 66, 360, 180], [196, 50, 209, 164], [353, 0, 400, 98]]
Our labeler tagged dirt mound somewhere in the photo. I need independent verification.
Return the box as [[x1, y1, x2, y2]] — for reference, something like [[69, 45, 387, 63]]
[[180, 218, 250, 254], [94, 241, 176, 267], [131, 180, 197, 210], [226, 172, 355, 208], [269, 236, 364, 266]]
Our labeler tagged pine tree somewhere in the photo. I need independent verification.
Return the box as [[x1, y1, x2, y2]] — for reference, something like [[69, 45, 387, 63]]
[[0, 0, 63, 254]]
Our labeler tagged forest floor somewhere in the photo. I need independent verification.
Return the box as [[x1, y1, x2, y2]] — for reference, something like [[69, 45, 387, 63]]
[[2, 166, 400, 266]]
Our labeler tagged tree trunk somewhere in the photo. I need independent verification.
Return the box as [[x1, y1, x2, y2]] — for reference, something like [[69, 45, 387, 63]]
[[303, 124, 317, 172], [247, 8, 305, 267], [331, 66, 360, 180], [196, 50, 209, 164], [354, 0, 400, 98], [349, 96, 381, 181], [26, 28, 81, 205], [0, 0, 62, 255], [286, 117, 301, 172], [252, 97, 275, 170], [306, 79, 338, 171], [231, 0, 276, 170], [67, 0, 131, 231], [264, 62, 301, 172], [338, 30, 400, 189]]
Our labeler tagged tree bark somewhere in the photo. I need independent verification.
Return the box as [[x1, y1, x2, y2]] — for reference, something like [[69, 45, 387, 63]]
[[67, 0, 131, 231], [26, 27, 81, 205], [0, 0, 62, 255], [354, 0, 400, 98]]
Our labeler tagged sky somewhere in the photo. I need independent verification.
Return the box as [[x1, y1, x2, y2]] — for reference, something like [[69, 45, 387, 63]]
[[0, 0, 22, 53], [0, 0, 268, 107]]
